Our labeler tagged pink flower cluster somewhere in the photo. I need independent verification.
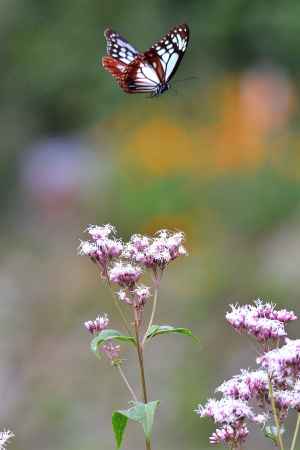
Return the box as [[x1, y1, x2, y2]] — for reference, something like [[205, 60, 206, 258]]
[[108, 262, 142, 287], [79, 224, 187, 309], [198, 300, 300, 448], [197, 397, 265, 424], [209, 423, 249, 445], [117, 285, 151, 308], [258, 339, 300, 385], [226, 299, 297, 342], [78, 224, 123, 277], [196, 397, 266, 447], [123, 230, 187, 270], [216, 369, 269, 401], [84, 314, 109, 335]]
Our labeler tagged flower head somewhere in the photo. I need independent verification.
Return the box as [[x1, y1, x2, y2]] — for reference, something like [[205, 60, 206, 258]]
[[133, 285, 151, 307], [196, 398, 258, 424], [0, 430, 14, 450], [101, 341, 121, 361], [84, 314, 109, 335], [109, 262, 142, 287], [117, 285, 151, 309], [225, 300, 295, 342], [257, 339, 300, 383], [216, 369, 269, 401], [209, 423, 249, 446], [123, 230, 186, 270], [87, 224, 116, 240], [78, 224, 123, 277], [254, 299, 297, 323]]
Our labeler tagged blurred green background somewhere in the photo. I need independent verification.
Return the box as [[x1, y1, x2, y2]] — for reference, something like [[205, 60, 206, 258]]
[[1, 1, 300, 449]]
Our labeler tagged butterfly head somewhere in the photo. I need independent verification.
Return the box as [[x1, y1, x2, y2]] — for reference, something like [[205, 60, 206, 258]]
[[152, 82, 170, 97]]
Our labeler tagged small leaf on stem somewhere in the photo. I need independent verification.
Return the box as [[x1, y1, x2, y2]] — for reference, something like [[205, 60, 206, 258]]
[[145, 324, 198, 341]]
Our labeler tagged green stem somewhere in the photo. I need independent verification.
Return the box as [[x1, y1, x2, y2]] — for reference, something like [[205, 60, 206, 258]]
[[290, 412, 300, 450], [113, 295, 132, 336], [116, 364, 138, 402], [268, 376, 285, 450], [133, 307, 151, 450], [98, 262, 132, 335], [142, 286, 158, 347], [142, 271, 161, 347]]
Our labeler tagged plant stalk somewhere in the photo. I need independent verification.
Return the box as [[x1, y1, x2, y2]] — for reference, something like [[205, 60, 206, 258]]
[[106, 278, 132, 336], [116, 364, 138, 402], [133, 307, 151, 450], [142, 286, 158, 347], [268, 376, 285, 450], [113, 296, 132, 335], [290, 412, 300, 450]]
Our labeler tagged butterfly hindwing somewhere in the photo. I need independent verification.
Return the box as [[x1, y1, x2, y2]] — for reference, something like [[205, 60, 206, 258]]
[[102, 56, 127, 81], [104, 28, 139, 65], [123, 55, 161, 93]]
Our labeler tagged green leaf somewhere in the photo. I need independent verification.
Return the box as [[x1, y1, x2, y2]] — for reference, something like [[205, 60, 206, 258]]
[[142, 401, 159, 441], [90, 329, 136, 356], [145, 325, 198, 342], [112, 412, 128, 449], [112, 401, 159, 448]]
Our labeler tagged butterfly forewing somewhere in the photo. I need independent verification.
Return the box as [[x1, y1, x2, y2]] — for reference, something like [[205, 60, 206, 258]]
[[151, 24, 189, 83], [104, 28, 139, 65]]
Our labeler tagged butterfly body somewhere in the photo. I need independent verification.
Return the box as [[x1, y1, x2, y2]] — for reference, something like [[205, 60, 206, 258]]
[[102, 24, 189, 96]]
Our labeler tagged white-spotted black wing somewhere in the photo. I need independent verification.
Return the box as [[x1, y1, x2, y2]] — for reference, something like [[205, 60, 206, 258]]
[[151, 24, 189, 83], [104, 28, 139, 65]]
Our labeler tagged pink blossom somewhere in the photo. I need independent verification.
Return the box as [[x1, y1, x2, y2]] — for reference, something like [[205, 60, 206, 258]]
[[197, 397, 267, 447], [87, 224, 116, 240], [257, 339, 300, 383], [109, 262, 142, 287], [209, 423, 249, 445], [217, 369, 268, 401], [101, 342, 121, 361], [116, 289, 132, 305], [123, 230, 186, 270], [117, 285, 151, 308], [226, 300, 294, 342], [78, 224, 123, 276], [254, 299, 297, 323], [196, 398, 259, 424], [133, 285, 151, 307], [273, 390, 294, 416], [84, 314, 109, 335]]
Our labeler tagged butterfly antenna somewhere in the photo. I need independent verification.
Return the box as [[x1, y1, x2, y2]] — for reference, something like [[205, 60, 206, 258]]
[[174, 75, 200, 83]]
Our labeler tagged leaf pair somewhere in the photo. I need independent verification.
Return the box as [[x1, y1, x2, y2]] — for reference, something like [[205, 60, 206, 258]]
[[112, 401, 159, 449], [90, 325, 198, 358]]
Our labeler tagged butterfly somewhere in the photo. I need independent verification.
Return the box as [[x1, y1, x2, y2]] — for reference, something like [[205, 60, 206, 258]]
[[102, 24, 190, 96]]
